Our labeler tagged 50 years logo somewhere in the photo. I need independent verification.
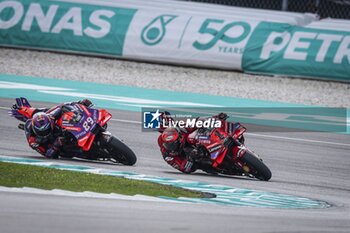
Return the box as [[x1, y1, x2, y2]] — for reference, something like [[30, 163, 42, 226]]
[[140, 15, 251, 53], [193, 19, 251, 50]]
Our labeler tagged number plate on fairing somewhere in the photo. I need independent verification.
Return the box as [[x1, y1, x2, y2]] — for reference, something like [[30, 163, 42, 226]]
[[61, 105, 99, 140]]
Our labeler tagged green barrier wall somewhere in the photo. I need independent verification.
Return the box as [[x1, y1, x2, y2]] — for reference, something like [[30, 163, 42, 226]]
[[0, 0, 136, 55], [242, 22, 350, 82], [1, 0, 349, 81]]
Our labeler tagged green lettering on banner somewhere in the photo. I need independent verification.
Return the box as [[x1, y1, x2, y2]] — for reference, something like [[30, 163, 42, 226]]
[[0, 0, 136, 55], [193, 18, 251, 51], [141, 15, 177, 46], [242, 22, 350, 82]]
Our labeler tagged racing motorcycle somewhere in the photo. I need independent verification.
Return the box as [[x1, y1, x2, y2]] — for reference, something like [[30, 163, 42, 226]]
[[189, 118, 271, 181], [168, 114, 272, 181], [10, 97, 137, 165]]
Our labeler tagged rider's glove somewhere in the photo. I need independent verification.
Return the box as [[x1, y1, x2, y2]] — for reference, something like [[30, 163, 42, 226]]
[[216, 112, 228, 120], [12, 104, 20, 110], [8, 105, 27, 122], [8, 108, 20, 117]]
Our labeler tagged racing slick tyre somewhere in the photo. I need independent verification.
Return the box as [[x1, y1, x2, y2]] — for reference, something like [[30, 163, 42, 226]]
[[242, 151, 272, 181], [108, 136, 137, 165]]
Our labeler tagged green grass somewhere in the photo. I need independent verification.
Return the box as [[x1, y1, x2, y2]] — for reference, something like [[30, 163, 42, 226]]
[[0, 162, 203, 198]]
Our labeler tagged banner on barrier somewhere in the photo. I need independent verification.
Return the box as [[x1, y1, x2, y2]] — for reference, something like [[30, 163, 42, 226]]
[[0, 0, 136, 55], [242, 22, 350, 81], [1, 0, 349, 81], [123, 10, 258, 69]]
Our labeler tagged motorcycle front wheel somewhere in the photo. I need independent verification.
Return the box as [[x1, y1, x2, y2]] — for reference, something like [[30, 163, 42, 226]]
[[242, 151, 272, 181], [107, 136, 137, 165]]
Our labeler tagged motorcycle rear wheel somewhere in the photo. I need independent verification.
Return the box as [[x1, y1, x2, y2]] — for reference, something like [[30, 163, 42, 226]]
[[242, 151, 272, 181], [107, 136, 137, 165]]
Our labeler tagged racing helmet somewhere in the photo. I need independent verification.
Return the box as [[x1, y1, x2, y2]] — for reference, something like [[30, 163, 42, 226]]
[[31, 112, 54, 138], [161, 127, 184, 152]]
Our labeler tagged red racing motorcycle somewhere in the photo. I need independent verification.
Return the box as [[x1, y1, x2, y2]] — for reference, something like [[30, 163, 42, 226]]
[[10, 97, 137, 165], [187, 117, 272, 181]]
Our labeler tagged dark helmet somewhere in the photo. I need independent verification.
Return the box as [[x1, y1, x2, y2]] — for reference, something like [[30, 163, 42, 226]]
[[161, 127, 184, 152], [31, 112, 54, 138]]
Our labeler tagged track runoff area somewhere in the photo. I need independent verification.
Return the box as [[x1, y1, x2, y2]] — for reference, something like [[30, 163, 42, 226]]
[[0, 74, 349, 232]]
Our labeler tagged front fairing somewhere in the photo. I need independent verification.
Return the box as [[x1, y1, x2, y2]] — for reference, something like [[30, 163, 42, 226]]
[[232, 122, 246, 139], [57, 104, 112, 151]]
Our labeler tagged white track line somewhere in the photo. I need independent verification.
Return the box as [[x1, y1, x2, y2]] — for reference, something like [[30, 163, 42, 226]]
[[112, 118, 141, 124], [0, 186, 182, 203], [2, 106, 350, 147], [245, 133, 350, 147]]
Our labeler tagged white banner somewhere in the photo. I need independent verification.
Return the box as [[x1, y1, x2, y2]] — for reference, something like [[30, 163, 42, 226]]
[[123, 10, 260, 70]]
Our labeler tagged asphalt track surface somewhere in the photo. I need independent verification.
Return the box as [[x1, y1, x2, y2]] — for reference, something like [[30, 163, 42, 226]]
[[0, 98, 349, 233]]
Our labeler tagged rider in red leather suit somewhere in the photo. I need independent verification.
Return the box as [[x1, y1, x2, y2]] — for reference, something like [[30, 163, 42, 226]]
[[158, 113, 229, 173]]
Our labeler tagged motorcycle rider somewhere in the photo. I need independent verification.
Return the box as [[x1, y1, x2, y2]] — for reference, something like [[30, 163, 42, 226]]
[[158, 112, 228, 174], [10, 99, 93, 158]]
